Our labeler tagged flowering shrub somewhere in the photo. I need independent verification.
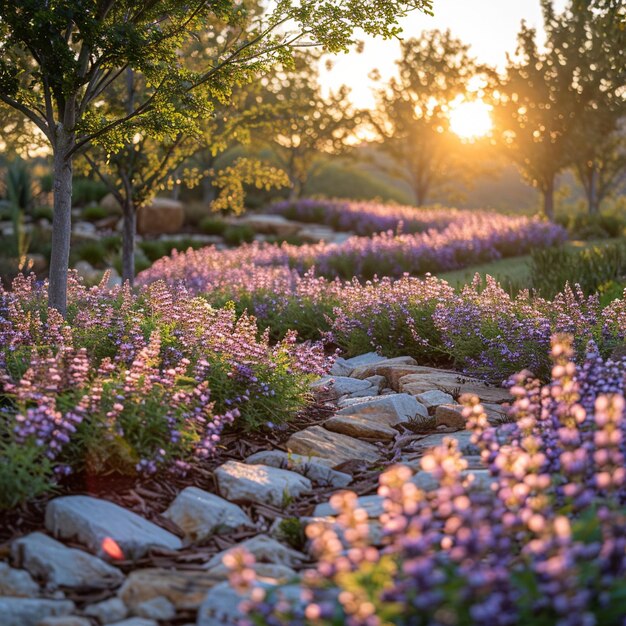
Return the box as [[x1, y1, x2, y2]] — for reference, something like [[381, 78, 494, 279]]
[[240, 336, 626, 626], [140, 211, 565, 282], [0, 273, 329, 508], [268, 198, 465, 235]]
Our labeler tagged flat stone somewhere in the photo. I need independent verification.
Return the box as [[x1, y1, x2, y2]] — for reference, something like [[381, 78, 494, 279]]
[[135, 597, 177, 621], [364, 375, 386, 391], [39, 618, 91, 626], [310, 376, 374, 400], [412, 432, 478, 455], [323, 414, 398, 440], [46, 496, 182, 560], [215, 461, 311, 508], [483, 402, 510, 423], [398, 369, 512, 404], [12, 532, 124, 590], [329, 357, 353, 377], [197, 582, 301, 626], [313, 495, 384, 519], [286, 426, 380, 467], [336, 393, 428, 422], [435, 404, 466, 429], [106, 617, 159, 626], [84, 596, 128, 623], [246, 451, 352, 488], [0, 598, 75, 626], [119, 569, 218, 611], [343, 352, 388, 368], [163, 487, 254, 543], [205, 535, 305, 570], [412, 469, 496, 493], [0, 562, 39, 597], [416, 390, 455, 413], [350, 356, 418, 380]]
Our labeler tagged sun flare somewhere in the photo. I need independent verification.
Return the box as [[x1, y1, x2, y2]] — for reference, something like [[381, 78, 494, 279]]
[[449, 100, 493, 140]]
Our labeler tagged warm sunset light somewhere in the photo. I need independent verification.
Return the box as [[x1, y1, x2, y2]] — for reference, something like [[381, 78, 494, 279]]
[[101, 537, 124, 560], [449, 100, 493, 140]]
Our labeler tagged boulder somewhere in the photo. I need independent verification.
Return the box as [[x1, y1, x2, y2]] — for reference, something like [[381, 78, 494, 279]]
[[412, 469, 496, 493], [119, 569, 218, 611], [45, 496, 182, 560], [343, 352, 387, 368], [163, 487, 254, 543], [0, 598, 75, 626], [336, 393, 428, 422], [286, 426, 380, 467], [329, 357, 354, 377], [204, 535, 305, 570], [313, 494, 384, 519], [245, 450, 352, 488], [215, 461, 311, 508], [0, 562, 39, 597], [84, 597, 128, 623], [323, 414, 398, 441], [12, 532, 124, 590], [435, 404, 467, 429], [136, 198, 185, 236], [411, 431, 478, 456], [416, 390, 456, 413], [350, 356, 418, 380], [310, 376, 375, 400], [237, 214, 301, 236], [134, 597, 176, 621]]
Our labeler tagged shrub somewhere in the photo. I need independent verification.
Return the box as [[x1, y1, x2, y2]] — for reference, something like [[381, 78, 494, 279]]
[[72, 178, 108, 206], [82, 204, 109, 222], [199, 215, 228, 235], [223, 224, 255, 246], [242, 336, 626, 626], [33, 205, 54, 222], [557, 211, 626, 240], [530, 243, 626, 299], [0, 274, 329, 508], [74, 240, 107, 267]]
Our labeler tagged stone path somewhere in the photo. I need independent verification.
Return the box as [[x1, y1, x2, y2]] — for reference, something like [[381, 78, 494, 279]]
[[0, 353, 512, 626]]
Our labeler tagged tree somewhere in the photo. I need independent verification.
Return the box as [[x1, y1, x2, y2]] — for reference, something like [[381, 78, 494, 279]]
[[0, 0, 433, 315], [493, 0, 625, 219], [543, 0, 626, 214], [369, 30, 485, 206], [261, 52, 360, 200]]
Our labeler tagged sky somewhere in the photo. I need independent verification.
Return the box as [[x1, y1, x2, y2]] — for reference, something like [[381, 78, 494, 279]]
[[320, 0, 568, 108]]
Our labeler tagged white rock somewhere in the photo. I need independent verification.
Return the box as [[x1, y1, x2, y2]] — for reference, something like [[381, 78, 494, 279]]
[[45, 496, 182, 560], [412, 432, 477, 455], [0, 562, 39, 597], [365, 375, 387, 392], [412, 469, 496, 493], [39, 617, 91, 626], [286, 426, 380, 466], [197, 582, 302, 626], [343, 352, 387, 368], [0, 597, 75, 626], [135, 596, 177, 620], [215, 461, 311, 508], [84, 597, 128, 623], [103, 617, 159, 626], [12, 532, 124, 589], [416, 390, 456, 413], [204, 535, 305, 570], [163, 487, 254, 543], [310, 376, 373, 400], [313, 495, 384, 519], [245, 451, 352, 488], [336, 393, 428, 422], [329, 357, 353, 377]]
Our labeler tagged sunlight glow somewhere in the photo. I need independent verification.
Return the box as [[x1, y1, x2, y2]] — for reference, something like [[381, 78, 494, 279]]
[[448, 100, 493, 140]]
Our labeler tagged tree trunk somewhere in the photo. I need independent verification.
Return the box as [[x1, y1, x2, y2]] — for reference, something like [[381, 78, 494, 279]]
[[121, 199, 136, 286], [543, 177, 555, 221], [48, 127, 74, 315], [202, 176, 216, 204], [587, 164, 600, 215]]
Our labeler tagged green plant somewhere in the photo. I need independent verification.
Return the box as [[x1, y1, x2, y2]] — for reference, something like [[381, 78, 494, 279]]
[[72, 178, 108, 206], [82, 204, 109, 222], [275, 518, 307, 551], [33, 205, 54, 222], [530, 243, 626, 298], [199, 215, 227, 236], [74, 241, 107, 267], [222, 224, 255, 246]]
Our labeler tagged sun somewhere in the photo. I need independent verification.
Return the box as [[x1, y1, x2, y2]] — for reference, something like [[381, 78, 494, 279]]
[[448, 100, 493, 140]]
